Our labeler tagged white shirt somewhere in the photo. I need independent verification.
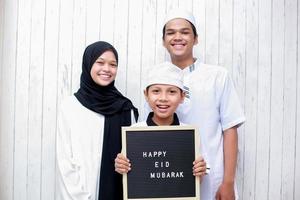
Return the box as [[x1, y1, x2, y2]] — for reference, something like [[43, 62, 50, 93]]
[[144, 59, 245, 200], [56, 96, 104, 200], [178, 60, 245, 200]]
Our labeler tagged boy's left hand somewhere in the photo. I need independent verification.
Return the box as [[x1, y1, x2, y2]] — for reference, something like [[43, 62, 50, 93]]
[[192, 156, 206, 177]]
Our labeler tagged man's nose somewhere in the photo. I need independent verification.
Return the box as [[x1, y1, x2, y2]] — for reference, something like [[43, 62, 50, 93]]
[[174, 32, 182, 40]]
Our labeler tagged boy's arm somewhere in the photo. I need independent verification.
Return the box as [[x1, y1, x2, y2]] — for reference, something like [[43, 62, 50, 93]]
[[216, 126, 238, 200]]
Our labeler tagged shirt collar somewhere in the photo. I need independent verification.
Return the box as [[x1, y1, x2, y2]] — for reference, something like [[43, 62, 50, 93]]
[[182, 58, 201, 73], [146, 112, 180, 126]]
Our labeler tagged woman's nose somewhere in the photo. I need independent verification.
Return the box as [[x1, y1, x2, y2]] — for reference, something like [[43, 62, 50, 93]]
[[102, 63, 110, 71]]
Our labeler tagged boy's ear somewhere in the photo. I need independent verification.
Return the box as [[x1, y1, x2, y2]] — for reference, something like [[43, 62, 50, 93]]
[[144, 89, 148, 102], [162, 38, 166, 48]]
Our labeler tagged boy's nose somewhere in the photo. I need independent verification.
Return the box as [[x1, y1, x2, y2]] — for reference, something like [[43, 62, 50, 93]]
[[158, 93, 168, 101]]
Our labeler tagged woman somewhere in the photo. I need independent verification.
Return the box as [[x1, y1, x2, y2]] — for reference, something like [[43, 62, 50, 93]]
[[56, 41, 138, 200]]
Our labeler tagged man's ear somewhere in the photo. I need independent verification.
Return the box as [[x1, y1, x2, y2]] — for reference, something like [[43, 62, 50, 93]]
[[194, 36, 199, 45]]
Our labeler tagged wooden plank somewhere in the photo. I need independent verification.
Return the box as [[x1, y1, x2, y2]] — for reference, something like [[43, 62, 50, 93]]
[[13, 0, 31, 199], [0, 0, 4, 119], [254, 0, 272, 199], [99, 0, 114, 43], [155, 0, 167, 63], [205, 0, 219, 65], [57, 0, 73, 105], [219, 0, 233, 71], [126, 0, 143, 109], [242, 0, 259, 199], [139, 0, 157, 117], [27, 0, 46, 199], [296, 2, 300, 198], [232, 0, 246, 196], [41, 0, 60, 199], [71, 0, 86, 92], [113, 0, 129, 94], [281, 0, 297, 199], [178, 0, 193, 12], [0, 0, 18, 199], [0, 0, 3, 85], [192, 0, 206, 62], [85, 0, 100, 45], [166, 0, 179, 11], [296, 6, 300, 197], [269, 0, 285, 198]]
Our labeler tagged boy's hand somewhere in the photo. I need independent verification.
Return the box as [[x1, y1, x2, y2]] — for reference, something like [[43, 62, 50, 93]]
[[192, 156, 207, 178], [114, 153, 131, 174]]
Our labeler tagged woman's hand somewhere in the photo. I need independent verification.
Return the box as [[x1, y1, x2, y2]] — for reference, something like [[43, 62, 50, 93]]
[[114, 153, 131, 174]]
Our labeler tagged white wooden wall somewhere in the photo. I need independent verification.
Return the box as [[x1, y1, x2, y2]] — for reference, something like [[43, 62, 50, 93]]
[[0, 0, 299, 199]]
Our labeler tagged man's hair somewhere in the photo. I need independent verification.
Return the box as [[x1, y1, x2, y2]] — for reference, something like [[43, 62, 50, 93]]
[[162, 21, 198, 40]]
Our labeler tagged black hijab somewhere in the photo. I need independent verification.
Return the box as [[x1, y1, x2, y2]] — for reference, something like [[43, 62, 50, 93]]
[[74, 41, 138, 200]]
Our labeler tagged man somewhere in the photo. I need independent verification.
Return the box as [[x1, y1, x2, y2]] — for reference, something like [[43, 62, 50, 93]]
[[161, 8, 245, 200]]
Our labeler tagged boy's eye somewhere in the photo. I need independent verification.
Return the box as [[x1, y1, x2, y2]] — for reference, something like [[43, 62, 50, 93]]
[[151, 89, 160, 93]]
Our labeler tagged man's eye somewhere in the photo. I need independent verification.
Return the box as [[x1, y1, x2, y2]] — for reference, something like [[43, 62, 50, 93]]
[[166, 32, 174, 35]]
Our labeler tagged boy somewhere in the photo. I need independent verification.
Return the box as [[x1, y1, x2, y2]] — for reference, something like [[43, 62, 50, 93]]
[[115, 61, 207, 179]]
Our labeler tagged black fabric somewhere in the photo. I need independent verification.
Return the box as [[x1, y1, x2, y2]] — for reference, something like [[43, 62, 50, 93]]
[[146, 112, 180, 126], [74, 41, 138, 200]]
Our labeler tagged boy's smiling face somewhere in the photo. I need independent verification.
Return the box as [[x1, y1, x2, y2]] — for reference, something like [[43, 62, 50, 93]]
[[144, 84, 185, 125]]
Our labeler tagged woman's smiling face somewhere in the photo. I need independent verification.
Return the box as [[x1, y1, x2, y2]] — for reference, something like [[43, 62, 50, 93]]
[[90, 50, 118, 86]]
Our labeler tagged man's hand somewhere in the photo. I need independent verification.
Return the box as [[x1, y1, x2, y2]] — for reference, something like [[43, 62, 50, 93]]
[[215, 181, 235, 200]]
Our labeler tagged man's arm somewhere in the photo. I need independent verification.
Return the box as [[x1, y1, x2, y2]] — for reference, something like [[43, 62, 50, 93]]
[[216, 126, 238, 200]]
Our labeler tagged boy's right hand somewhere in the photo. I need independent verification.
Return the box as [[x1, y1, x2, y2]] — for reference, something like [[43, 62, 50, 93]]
[[114, 153, 131, 174]]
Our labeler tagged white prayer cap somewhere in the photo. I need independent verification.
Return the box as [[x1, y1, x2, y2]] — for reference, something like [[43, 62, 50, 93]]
[[164, 8, 196, 27], [145, 62, 184, 90]]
